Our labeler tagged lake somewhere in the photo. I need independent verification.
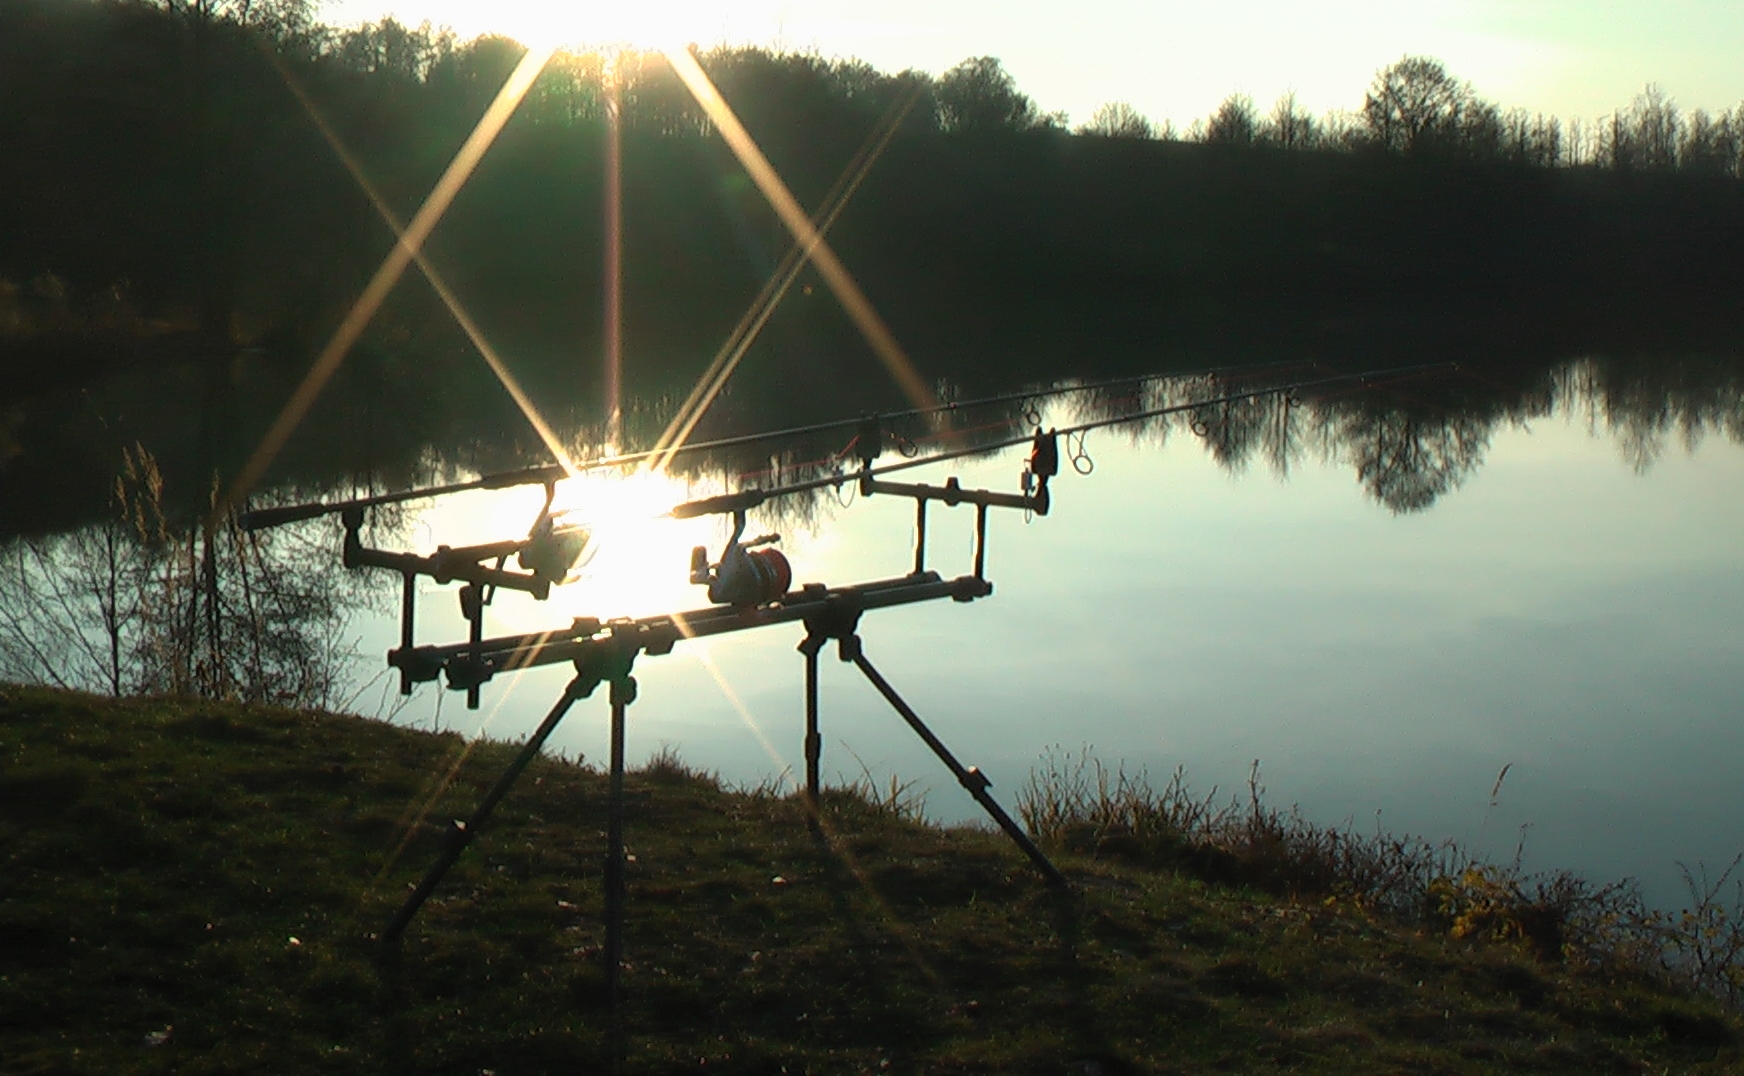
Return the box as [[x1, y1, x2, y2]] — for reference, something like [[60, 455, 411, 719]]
[[338, 356, 1744, 907], [5, 350, 1741, 906]]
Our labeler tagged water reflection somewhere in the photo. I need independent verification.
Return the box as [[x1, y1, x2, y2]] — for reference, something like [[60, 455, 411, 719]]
[[3, 352, 1744, 908], [0, 339, 1734, 541]]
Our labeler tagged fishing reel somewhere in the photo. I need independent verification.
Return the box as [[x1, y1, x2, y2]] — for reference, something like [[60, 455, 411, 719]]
[[690, 510, 791, 607], [518, 504, 594, 586]]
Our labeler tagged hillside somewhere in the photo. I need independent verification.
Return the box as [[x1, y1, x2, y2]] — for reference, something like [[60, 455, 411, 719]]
[[1, 683, 1738, 1074]]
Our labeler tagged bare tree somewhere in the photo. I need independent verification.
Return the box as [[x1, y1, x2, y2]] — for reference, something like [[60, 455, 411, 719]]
[[1458, 99, 1504, 160], [1204, 93, 1258, 145], [1679, 108, 1739, 175], [1337, 410, 1492, 512], [0, 448, 365, 708], [1260, 91, 1318, 150], [1632, 85, 1681, 171], [1079, 101, 1154, 139], [1363, 56, 1471, 155], [1319, 108, 1367, 152], [1564, 116, 1589, 166]]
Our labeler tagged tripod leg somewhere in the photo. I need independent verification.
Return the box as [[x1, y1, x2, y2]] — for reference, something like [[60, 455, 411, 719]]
[[803, 641, 823, 833], [463, 584, 484, 710], [384, 675, 585, 943], [605, 675, 635, 1067], [851, 650, 1067, 889]]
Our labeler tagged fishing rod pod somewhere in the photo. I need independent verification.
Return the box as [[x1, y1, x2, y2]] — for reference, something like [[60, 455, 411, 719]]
[[359, 358, 1457, 1046], [291, 362, 1453, 709]]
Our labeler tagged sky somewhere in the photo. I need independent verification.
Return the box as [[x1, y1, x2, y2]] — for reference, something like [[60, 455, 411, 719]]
[[319, 0, 1744, 131]]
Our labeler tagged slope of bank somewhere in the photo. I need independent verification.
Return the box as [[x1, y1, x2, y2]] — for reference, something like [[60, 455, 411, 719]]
[[1, 683, 1737, 1074]]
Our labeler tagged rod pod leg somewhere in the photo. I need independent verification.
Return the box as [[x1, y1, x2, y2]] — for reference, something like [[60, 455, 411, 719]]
[[798, 633, 826, 834], [605, 675, 635, 1070], [383, 675, 586, 943], [849, 644, 1067, 889]]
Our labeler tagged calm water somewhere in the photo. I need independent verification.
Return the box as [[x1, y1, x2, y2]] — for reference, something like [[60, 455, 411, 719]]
[[326, 360, 1744, 906], [7, 352, 1742, 905]]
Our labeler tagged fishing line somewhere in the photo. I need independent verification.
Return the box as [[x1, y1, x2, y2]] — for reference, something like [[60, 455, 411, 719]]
[[717, 361, 1460, 510], [241, 359, 1313, 530]]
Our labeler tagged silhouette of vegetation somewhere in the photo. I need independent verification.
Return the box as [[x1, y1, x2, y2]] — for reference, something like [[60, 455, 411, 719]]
[[1205, 93, 1260, 146], [1019, 746, 1744, 1009], [1363, 56, 1472, 157], [1, 0, 1742, 536], [1261, 92, 1318, 150], [932, 55, 1051, 133], [0, 445, 365, 706], [2, 684, 1740, 1072], [1077, 101, 1157, 140]]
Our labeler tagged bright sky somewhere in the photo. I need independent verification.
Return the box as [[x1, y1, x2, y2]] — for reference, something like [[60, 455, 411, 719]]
[[320, 0, 1744, 129]]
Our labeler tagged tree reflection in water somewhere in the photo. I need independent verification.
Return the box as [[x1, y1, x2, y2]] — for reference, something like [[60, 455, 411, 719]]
[[2, 354, 1743, 696]]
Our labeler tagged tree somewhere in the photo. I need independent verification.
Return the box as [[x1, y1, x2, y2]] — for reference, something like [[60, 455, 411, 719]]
[[1204, 93, 1258, 145], [1630, 84, 1681, 171], [1501, 108, 1562, 167], [1260, 91, 1318, 149], [0, 447, 364, 707], [1680, 108, 1741, 176], [933, 56, 1039, 133], [154, 0, 319, 44], [1457, 99, 1504, 160], [1597, 87, 1682, 172], [1362, 56, 1470, 155], [1340, 409, 1491, 512], [331, 18, 454, 81], [1078, 102, 1153, 139]]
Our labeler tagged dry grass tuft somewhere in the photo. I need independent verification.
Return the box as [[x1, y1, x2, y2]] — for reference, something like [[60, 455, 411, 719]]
[[1018, 745, 1744, 1008]]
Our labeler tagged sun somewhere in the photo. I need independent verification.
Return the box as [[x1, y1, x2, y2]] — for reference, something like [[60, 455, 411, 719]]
[[401, 466, 717, 629], [488, 0, 733, 54], [543, 468, 725, 620]]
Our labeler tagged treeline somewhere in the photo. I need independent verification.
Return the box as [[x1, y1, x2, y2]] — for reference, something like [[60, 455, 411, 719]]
[[1088, 60, 1744, 177], [3, 0, 1744, 426]]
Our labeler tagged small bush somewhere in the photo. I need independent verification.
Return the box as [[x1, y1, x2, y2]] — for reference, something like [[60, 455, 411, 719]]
[[637, 744, 719, 788]]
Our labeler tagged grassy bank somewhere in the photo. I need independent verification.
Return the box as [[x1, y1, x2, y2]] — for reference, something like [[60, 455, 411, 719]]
[[1, 683, 1739, 1074]]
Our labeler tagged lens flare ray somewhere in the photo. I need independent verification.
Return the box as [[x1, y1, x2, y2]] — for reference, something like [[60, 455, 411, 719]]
[[670, 612, 796, 782], [645, 85, 923, 475], [663, 47, 936, 417], [267, 51, 577, 478], [366, 632, 558, 898], [222, 45, 556, 518], [603, 64, 625, 448]]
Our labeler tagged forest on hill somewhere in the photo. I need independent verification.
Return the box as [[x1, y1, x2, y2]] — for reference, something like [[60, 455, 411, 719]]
[[2, 0, 1743, 411]]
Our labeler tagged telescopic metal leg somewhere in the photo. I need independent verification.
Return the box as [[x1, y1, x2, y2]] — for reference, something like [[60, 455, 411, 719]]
[[799, 635, 825, 833], [605, 675, 636, 1067], [463, 583, 484, 711], [851, 649, 1067, 889], [383, 675, 586, 943]]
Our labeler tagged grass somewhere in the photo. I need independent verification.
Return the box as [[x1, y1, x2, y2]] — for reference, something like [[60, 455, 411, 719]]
[[1016, 747, 1744, 1000], [1, 683, 1740, 1074]]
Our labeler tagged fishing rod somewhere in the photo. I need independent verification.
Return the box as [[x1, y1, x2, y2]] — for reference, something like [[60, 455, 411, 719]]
[[237, 357, 1311, 531], [665, 360, 1461, 518]]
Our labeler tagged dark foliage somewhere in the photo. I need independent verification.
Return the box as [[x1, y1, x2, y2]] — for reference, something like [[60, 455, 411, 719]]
[[2, 2, 1742, 539]]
